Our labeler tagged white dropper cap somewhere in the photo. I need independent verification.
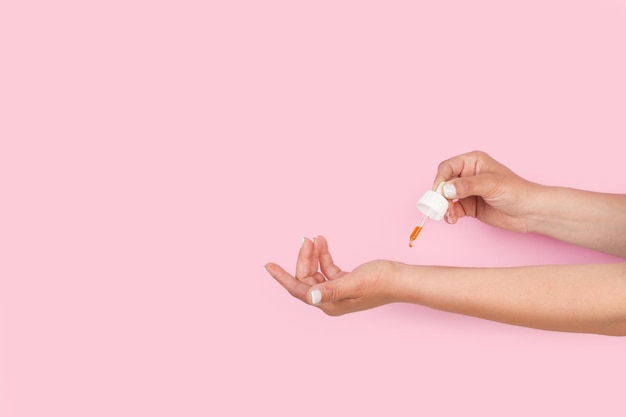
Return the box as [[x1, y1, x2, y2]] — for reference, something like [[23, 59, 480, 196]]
[[416, 183, 449, 221]]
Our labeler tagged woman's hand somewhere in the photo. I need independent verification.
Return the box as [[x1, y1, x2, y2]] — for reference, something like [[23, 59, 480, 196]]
[[264, 236, 398, 316], [434, 150, 539, 233]]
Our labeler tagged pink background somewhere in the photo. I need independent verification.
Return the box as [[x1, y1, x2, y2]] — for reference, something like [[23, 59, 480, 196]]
[[1, 1, 625, 416]]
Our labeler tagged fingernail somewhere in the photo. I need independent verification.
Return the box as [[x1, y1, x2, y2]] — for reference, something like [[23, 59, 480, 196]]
[[443, 183, 457, 198], [310, 289, 322, 305], [300, 237, 306, 247], [445, 212, 453, 224]]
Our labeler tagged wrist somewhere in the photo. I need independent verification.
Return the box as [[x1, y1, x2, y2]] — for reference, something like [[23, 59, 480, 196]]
[[523, 183, 555, 234], [386, 262, 431, 304]]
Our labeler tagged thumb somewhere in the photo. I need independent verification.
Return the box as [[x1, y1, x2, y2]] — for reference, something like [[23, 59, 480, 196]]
[[442, 173, 498, 200], [307, 278, 354, 305]]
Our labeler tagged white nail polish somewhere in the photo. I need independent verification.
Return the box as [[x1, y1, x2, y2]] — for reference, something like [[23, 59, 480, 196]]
[[300, 237, 305, 247], [311, 289, 322, 305], [443, 183, 457, 198]]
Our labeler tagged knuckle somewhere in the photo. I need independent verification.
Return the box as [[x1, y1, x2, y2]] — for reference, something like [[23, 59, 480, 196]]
[[469, 150, 489, 159], [327, 285, 340, 302], [437, 160, 453, 174]]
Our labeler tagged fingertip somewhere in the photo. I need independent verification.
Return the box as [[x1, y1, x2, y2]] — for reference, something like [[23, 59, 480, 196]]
[[315, 235, 328, 246], [447, 201, 466, 223], [263, 262, 277, 275], [447, 213, 459, 224], [432, 177, 445, 192], [299, 237, 313, 254]]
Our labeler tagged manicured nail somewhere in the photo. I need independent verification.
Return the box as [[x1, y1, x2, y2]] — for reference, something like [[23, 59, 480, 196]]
[[445, 212, 453, 224], [443, 183, 457, 198], [300, 237, 306, 247], [310, 289, 322, 305]]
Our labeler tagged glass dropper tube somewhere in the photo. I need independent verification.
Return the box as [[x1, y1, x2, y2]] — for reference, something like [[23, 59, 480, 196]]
[[409, 214, 428, 247]]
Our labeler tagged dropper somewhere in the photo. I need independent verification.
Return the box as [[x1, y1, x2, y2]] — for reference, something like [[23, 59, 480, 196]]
[[408, 215, 427, 247], [409, 183, 449, 247]]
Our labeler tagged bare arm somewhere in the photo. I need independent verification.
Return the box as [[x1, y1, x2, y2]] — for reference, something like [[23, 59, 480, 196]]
[[433, 151, 626, 258], [393, 261, 626, 336], [265, 237, 626, 336], [266, 152, 626, 335], [527, 186, 626, 257]]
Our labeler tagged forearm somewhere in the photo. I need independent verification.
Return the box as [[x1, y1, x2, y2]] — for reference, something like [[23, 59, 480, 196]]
[[392, 261, 626, 335], [526, 185, 626, 257]]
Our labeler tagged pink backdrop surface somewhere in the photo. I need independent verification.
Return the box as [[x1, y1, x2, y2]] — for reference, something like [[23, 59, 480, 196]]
[[1, 1, 625, 416]]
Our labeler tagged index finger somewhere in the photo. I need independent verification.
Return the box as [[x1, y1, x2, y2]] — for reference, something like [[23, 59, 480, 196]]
[[265, 263, 309, 302], [432, 150, 492, 190]]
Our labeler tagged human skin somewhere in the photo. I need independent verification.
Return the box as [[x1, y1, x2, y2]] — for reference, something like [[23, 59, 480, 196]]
[[265, 151, 626, 336], [435, 151, 626, 257]]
